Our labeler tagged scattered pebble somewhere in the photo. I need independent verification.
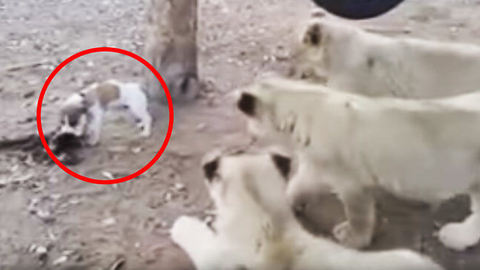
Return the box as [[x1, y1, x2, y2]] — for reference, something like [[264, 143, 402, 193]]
[[52, 255, 68, 266], [48, 95, 60, 102], [102, 171, 115, 180], [108, 146, 129, 153], [29, 244, 48, 263], [36, 209, 55, 223], [173, 182, 186, 192], [102, 217, 117, 227], [23, 90, 35, 99], [17, 116, 35, 124], [131, 147, 142, 154], [196, 123, 207, 131], [109, 257, 126, 270], [164, 192, 173, 202]]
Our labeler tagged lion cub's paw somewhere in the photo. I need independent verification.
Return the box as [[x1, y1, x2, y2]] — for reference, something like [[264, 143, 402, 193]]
[[333, 221, 371, 249], [438, 220, 480, 251], [170, 216, 205, 246]]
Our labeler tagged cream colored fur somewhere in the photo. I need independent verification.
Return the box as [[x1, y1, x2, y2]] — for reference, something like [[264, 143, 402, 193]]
[[238, 77, 480, 251], [291, 13, 480, 98], [171, 151, 443, 269]]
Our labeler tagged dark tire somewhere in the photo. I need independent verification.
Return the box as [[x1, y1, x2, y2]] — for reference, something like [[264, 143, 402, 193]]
[[311, 0, 405, 19]]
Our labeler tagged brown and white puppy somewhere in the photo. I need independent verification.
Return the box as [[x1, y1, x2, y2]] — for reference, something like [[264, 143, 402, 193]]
[[59, 80, 152, 146], [290, 11, 480, 98], [170, 150, 442, 270]]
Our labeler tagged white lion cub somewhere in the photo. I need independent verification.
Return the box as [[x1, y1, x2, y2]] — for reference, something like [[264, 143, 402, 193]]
[[171, 150, 442, 270], [237, 77, 480, 252], [290, 11, 480, 98]]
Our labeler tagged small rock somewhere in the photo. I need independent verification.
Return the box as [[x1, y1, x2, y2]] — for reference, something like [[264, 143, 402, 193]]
[[450, 26, 459, 33], [23, 90, 35, 99], [49, 95, 60, 102], [36, 209, 55, 223], [18, 117, 35, 124], [173, 183, 186, 192], [29, 244, 48, 263], [102, 171, 115, 180], [131, 147, 142, 154], [47, 229, 57, 241], [109, 257, 126, 270], [164, 192, 172, 202], [52, 255, 68, 266], [10, 164, 19, 172], [49, 176, 59, 183], [102, 217, 117, 227], [196, 123, 207, 131], [22, 101, 32, 108], [108, 146, 129, 153]]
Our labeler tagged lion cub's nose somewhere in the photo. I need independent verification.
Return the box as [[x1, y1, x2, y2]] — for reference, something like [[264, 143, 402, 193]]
[[237, 92, 257, 117]]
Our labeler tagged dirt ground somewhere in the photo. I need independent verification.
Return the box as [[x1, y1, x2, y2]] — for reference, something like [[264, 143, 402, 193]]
[[1, 0, 480, 269]]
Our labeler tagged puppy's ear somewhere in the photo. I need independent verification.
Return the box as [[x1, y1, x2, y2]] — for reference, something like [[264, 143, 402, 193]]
[[237, 92, 257, 117], [304, 22, 322, 46], [270, 153, 291, 179], [203, 158, 220, 182]]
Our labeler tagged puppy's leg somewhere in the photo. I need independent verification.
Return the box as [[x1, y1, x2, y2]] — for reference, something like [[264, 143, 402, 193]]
[[127, 100, 152, 138], [85, 106, 103, 146], [438, 188, 480, 251], [333, 187, 375, 249], [170, 216, 217, 269]]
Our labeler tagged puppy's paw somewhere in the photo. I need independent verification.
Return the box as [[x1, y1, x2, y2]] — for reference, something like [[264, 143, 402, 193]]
[[438, 219, 480, 251], [333, 221, 371, 249], [140, 127, 151, 138]]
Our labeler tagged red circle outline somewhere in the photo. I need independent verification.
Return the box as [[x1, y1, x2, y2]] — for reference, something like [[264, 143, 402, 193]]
[[36, 47, 174, 185]]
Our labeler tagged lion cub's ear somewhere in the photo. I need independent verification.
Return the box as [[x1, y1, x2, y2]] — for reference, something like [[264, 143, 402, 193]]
[[304, 22, 323, 46], [203, 158, 220, 182], [237, 92, 258, 117], [270, 153, 292, 179]]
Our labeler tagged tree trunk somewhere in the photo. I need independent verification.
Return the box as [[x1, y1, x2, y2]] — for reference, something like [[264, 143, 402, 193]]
[[145, 0, 199, 104]]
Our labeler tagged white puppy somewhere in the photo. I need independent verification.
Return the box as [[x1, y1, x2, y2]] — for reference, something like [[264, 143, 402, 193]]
[[237, 77, 480, 251], [171, 150, 443, 270], [59, 80, 152, 146], [290, 11, 480, 98]]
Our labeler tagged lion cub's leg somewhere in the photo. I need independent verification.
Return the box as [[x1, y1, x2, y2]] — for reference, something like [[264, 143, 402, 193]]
[[438, 189, 480, 251], [333, 187, 376, 249], [170, 216, 217, 268]]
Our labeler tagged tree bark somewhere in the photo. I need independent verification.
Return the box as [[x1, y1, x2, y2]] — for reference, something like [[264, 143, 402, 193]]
[[145, 0, 199, 104]]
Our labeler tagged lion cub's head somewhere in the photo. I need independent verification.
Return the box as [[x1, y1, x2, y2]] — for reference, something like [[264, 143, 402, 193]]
[[201, 149, 292, 221], [289, 9, 360, 83]]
